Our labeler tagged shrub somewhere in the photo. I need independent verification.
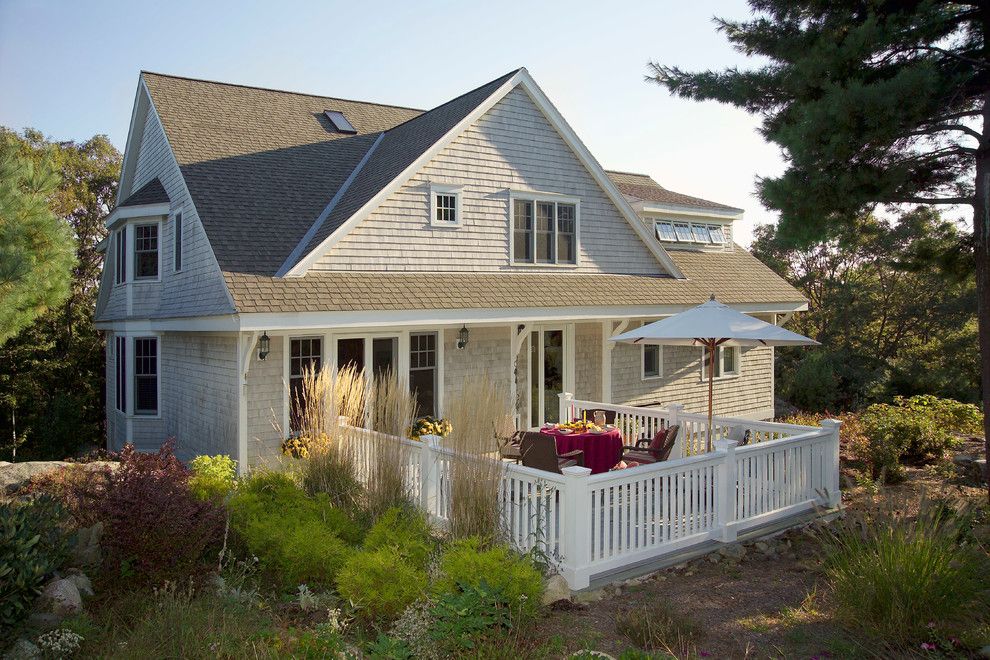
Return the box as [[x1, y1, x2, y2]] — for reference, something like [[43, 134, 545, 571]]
[[363, 507, 434, 569], [429, 581, 513, 653], [818, 494, 989, 644], [89, 442, 225, 586], [24, 462, 113, 527], [0, 495, 69, 635], [188, 454, 237, 502], [433, 537, 543, 620], [858, 397, 963, 481], [898, 394, 983, 437], [229, 471, 358, 587], [337, 547, 426, 623]]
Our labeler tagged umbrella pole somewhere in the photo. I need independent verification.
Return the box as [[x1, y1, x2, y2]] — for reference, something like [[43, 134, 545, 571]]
[[707, 339, 715, 453]]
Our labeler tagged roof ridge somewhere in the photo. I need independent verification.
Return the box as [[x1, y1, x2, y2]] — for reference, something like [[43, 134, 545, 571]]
[[139, 70, 426, 113]]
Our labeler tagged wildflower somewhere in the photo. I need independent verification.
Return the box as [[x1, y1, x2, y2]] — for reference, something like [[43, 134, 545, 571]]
[[921, 642, 937, 651]]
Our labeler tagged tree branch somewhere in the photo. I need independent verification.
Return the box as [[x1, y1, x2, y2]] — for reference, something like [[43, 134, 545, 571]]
[[911, 123, 984, 140], [887, 196, 976, 205]]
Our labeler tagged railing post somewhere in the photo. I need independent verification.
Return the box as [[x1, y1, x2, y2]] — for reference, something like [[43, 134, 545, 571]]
[[713, 439, 739, 542], [559, 465, 593, 590], [819, 419, 842, 508], [419, 434, 441, 519], [558, 391, 574, 424], [667, 403, 684, 458]]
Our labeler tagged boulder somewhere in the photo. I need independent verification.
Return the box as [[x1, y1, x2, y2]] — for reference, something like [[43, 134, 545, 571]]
[[2, 639, 40, 660], [718, 543, 747, 560], [971, 459, 988, 483], [39, 578, 82, 617], [0, 461, 72, 495], [69, 522, 103, 569], [24, 612, 61, 633], [979, 645, 990, 659], [573, 588, 604, 604], [542, 574, 571, 605], [63, 570, 94, 598]]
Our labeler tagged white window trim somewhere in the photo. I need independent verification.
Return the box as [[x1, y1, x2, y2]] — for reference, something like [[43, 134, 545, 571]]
[[429, 184, 463, 228], [282, 335, 324, 436], [508, 190, 581, 267], [642, 343, 663, 380], [132, 220, 162, 282], [114, 333, 162, 419], [113, 227, 127, 286], [172, 210, 183, 273], [700, 345, 741, 381]]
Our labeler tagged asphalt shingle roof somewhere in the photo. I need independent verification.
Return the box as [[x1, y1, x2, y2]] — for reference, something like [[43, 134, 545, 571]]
[[605, 171, 742, 212], [222, 246, 804, 314], [119, 177, 170, 207]]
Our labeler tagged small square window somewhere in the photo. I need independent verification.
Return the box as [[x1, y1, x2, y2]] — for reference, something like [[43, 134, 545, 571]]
[[430, 186, 462, 228], [655, 221, 678, 242], [435, 194, 457, 223]]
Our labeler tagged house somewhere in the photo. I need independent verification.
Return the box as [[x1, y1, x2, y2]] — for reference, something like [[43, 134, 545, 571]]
[[95, 68, 806, 468]]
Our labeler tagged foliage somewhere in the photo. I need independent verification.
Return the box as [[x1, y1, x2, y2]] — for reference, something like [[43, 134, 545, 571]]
[[36, 628, 84, 658], [752, 211, 977, 411], [898, 394, 984, 438], [0, 128, 120, 460], [0, 495, 69, 636], [362, 506, 434, 570], [857, 396, 964, 482], [429, 581, 514, 652], [188, 454, 237, 502], [818, 494, 989, 644], [85, 442, 225, 586], [616, 599, 701, 653], [280, 435, 311, 460], [24, 462, 114, 527], [364, 633, 414, 659], [388, 599, 438, 660], [409, 416, 452, 440], [433, 537, 543, 620], [336, 547, 426, 623], [229, 470, 357, 587], [0, 130, 75, 344]]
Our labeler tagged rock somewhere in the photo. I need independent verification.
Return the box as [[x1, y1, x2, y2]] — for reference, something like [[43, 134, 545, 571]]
[[623, 574, 652, 587], [754, 541, 770, 552], [719, 543, 747, 560], [3, 639, 40, 660], [40, 578, 82, 617], [971, 459, 988, 482], [25, 612, 60, 633], [542, 575, 571, 605], [952, 454, 976, 466], [0, 461, 72, 494], [573, 589, 604, 604], [64, 570, 93, 598], [69, 522, 103, 569], [707, 554, 719, 564]]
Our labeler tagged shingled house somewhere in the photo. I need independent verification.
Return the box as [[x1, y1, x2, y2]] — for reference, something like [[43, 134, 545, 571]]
[[95, 68, 805, 468]]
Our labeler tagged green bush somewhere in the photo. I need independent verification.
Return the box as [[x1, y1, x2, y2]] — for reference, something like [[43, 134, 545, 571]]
[[858, 396, 967, 481], [429, 581, 513, 653], [433, 537, 543, 620], [229, 470, 360, 587], [818, 495, 989, 644], [189, 454, 237, 501], [0, 495, 69, 636], [337, 547, 426, 623], [898, 394, 983, 437], [363, 507, 434, 569]]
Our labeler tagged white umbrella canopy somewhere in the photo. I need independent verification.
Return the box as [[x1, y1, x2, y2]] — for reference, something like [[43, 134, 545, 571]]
[[610, 296, 818, 450]]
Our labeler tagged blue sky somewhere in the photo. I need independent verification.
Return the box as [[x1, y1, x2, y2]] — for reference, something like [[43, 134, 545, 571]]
[[0, 0, 782, 244]]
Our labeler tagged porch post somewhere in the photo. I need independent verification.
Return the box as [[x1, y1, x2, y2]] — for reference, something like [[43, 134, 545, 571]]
[[713, 438, 739, 542], [558, 391, 574, 424], [236, 331, 259, 476], [820, 419, 842, 508], [667, 403, 685, 459], [559, 464, 593, 589], [419, 434, 442, 520]]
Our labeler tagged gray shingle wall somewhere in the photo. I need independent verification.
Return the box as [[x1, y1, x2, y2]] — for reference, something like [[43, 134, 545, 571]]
[[312, 88, 666, 275], [161, 333, 238, 461], [574, 323, 602, 402], [444, 326, 512, 410], [245, 335, 285, 468], [97, 99, 234, 322]]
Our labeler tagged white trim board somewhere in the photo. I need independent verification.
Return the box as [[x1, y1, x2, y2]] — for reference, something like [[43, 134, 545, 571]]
[[286, 69, 684, 279]]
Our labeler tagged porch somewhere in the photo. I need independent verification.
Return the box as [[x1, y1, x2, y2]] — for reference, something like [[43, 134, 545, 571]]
[[344, 397, 841, 590]]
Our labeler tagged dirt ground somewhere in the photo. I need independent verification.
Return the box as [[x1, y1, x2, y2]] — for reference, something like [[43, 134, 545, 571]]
[[520, 438, 989, 659]]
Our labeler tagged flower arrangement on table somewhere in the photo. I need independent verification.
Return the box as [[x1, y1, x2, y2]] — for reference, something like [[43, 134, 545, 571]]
[[556, 420, 604, 434], [408, 416, 452, 441]]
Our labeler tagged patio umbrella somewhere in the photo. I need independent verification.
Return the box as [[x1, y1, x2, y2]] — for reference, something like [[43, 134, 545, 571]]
[[610, 295, 818, 451]]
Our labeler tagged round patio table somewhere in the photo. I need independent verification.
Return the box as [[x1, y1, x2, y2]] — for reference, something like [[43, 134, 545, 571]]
[[542, 426, 623, 474]]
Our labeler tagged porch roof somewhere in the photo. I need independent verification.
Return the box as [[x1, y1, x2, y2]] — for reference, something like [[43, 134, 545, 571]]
[[223, 246, 805, 314]]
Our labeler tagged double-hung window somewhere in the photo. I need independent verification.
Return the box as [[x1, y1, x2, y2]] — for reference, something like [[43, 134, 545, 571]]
[[289, 338, 323, 433], [114, 227, 127, 284], [409, 332, 438, 418], [133, 337, 158, 415], [701, 345, 740, 380], [643, 344, 661, 379], [134, 223, 159, 279], [511, 195, 578, 265]]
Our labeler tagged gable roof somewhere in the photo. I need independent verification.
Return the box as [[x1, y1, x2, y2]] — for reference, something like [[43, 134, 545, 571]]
[[119, 177, 170, 207], [222, 245, 803, 315], [142, 72, 423, 275], [605, 171, 742, 213]]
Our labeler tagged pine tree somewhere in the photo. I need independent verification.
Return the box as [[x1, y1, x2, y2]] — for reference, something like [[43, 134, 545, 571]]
[[649, 1, 990, 501]]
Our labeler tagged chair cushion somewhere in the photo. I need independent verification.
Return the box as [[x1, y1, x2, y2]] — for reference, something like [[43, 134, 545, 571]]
[[622, 450, 658, 464]]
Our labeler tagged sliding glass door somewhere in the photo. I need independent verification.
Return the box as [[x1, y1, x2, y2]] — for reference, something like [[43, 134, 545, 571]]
[[529, 328, 565, 428]]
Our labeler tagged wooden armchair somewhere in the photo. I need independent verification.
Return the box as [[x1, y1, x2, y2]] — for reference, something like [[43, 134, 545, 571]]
[[519, 432, 584, 473], [498, 430, 523, 463], [621, 425, 679, 464]]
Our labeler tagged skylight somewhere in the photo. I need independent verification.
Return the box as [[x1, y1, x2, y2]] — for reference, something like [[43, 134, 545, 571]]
[[324, 110, 357, 134]]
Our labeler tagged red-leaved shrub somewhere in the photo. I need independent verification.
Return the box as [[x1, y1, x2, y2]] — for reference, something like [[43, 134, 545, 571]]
[[38, 441, 226, 586]]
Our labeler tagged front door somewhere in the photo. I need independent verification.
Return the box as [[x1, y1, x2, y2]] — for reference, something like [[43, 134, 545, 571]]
[[529, 328, 566, 428]]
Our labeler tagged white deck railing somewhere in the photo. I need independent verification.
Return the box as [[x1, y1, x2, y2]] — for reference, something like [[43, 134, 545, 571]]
[[340, 405, 840, 590]]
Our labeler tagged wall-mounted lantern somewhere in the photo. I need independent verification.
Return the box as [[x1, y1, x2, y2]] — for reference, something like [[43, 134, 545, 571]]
[[456, 325, 469, 350], [257, 332, 270, 361]]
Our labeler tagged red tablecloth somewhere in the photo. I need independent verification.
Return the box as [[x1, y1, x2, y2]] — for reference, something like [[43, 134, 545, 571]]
[[542, 427, 623, 474]]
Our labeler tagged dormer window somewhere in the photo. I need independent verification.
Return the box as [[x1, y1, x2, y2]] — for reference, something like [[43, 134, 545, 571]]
[[655, 221, 677, 242], [691, 224, 711, 243], [655, 219, 729, 246], [134, 223, 159, 279], [510, 192, 579, 266], [673, 222, 693, 242], [429, 184, 463, 228], [708, 224, 726, 244]]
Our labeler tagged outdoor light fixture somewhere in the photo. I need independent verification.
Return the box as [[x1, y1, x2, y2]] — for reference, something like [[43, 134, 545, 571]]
[[257, 332, 270, 361], [456, 325, 469, 350]]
